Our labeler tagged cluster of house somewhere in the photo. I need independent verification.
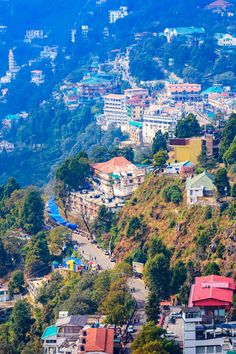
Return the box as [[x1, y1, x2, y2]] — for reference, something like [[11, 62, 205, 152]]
[[159, 274, 236, 354], [41, 311, 120, 354], [0, 140, 14, 153], [202, 86, 236, 116]]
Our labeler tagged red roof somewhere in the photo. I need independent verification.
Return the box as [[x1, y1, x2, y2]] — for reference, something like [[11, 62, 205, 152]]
[[91, 156, 138, 174], [206, 0, 233, 9], [189, 275, 235, 308], [168, 83, 201, 93], [85, 328, 114, 354]]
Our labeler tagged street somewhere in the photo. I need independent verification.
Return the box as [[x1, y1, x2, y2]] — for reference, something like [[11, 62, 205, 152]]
[[72, 232, 147, 339]]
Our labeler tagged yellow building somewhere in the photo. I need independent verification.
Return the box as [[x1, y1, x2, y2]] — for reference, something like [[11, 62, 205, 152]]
[[169, 137, 202, 164]]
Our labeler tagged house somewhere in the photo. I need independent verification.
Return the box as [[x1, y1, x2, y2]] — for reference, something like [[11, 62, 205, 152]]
[[109, 6, 128, 24], [128, 121, 143, 145], [164, 27, 205, 42], [42, 311, 88, 354], [28, 277, 48, 299], [189, 275, 235, 318], [91, 156, 146, 199], [217, 33, 236, 46], [167, 83, 202, 102], [31, 70, 44, 85], [78, 328, 115, 353], [0, 285, 11, 302], [186, 171, 216, 205], [169, 137, 202, 164], [182, 275, 236, 354], [164, 161, 194, 175]]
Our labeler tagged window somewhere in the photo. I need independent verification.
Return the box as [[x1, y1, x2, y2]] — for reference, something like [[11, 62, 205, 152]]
[[215, 346, 222, 353], [196, 347, 205, 354], [206, 347, 214, 354]]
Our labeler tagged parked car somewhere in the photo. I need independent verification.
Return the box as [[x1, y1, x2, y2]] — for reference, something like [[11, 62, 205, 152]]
[[109, 257, 116, 262], [91, 239, 97, 244], [103, 249, 109, 255], [127, 325, 134, 333]]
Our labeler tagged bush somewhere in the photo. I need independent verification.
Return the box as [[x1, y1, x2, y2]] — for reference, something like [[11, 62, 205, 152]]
[[162, 185, 182, 204], [204, 206, 213, 220]]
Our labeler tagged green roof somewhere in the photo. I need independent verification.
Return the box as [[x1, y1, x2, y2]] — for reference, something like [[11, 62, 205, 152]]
[[5, 114, 20, 120], [174, 27, 205, 35], [82, 76, 110, 86], [41, 325, 58, 340], [129, 120, 143, 128], [186, 171, 215, 190]]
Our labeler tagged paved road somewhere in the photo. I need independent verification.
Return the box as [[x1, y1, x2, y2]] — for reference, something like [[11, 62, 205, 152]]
[[72, 232, 147, 338]]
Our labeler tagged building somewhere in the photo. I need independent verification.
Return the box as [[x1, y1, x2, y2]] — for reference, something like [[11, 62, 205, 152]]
[[167, 83, 202, 102], [182, 275, 236, 354], [217, 33, 236, 46], [103, 94, 128, 128], [31, 70, 44, 85], [128, 121, 143, 145], [109, 6, 128, 23], [7, 49, 20, 78], [164, 161, 194, 175], [25, 30, 44, 41], [42, 312, 88, 354], [143, 106, 180, 143], [0, 285, 11, 302], [164, 27, 205, 42], [186, 171, 216, 205], [169, 137, 202, 164], [91, 156, 146, 199], [81, 25, 89, 39], [77, 76, 115, 100], [78, 328, 115, 354], [189, 275, 236, 320], [28, 277, 48, 299]]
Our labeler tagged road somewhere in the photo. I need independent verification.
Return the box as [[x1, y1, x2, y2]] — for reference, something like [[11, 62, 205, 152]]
[[72, 232, 147, 339]]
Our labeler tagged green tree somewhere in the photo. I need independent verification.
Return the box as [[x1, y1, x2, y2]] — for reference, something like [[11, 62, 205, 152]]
[[231, 183, 236, 198], [152, 130, 167, 155], [153, 150, 168, 168], [25, 231, 50, 277], [3, 177, 20, 199], [171, 261, 187, 294], [8, 270, 24, 296], [175, 113, 201, 138], [204, 262, 220, 276], [214, 168, 230, 196], [21, 188, 44, 234], [145, 291, 161, 322], [91, 205, 113, 240], [0, 323, 15, 354], [10, 300, 33, 347], [0, 238, 8, 277], [162, 185, 182, 204], [55, 151, 90, 191], [144, 254, 171, 297], [223, 136, 236, 166], [133, 340, 168, 354], [131, 322, 166, 351], [219, 113, 236, 157]]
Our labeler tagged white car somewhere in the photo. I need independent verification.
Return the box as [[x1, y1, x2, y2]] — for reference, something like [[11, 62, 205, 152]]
[[127, 325, 134, 333], [103, 249, 109, 255]]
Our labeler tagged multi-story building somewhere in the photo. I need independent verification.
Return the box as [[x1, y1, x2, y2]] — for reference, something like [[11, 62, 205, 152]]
[[0, 285, 11, 303], [217, 33, 236, 46], [109, 6, 128, 23], [42, 312, 88, 354], [103, 94, 128, 128], [77, 76, 115, 100], [142, 106, 180, 143], [182, 275, 236, 354], [25, 30, 44, 41], [169, 137, 203, 164], [167, 83, 202, 102], [78, 328, 115, 354]]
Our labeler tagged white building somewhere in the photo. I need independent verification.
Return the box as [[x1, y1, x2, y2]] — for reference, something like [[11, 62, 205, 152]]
[[0, 285, 11, 302], [103, 93, 128, 128], [186, 171, 216, 205], [81, 25, 89, 39], [25, 30, 44, 41], [31, 70, 44, 85], [109, 6, 128, 23], [218, 33, 236, 46], [182, 307, 236, 354], [142, 105, 180, 143]]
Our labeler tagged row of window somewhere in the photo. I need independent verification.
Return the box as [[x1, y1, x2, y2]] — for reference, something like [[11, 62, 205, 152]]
[[196, 345, 222, 353]]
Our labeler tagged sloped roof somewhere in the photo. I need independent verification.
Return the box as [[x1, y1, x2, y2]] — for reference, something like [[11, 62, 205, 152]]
[[41, 325, 58, 339], [91, 156, 138, 175], [175, 27, 205, 35], [189, 275, 235, 307], [56, 315, 88, 327], [85, 328, 114, 354], [206, 0, 233, 10], [186, 171, 215, 190]]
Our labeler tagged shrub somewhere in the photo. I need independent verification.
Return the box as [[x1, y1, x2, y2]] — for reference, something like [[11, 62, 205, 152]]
[[204, 205, 213, 220], [162, 185, 182, 204]]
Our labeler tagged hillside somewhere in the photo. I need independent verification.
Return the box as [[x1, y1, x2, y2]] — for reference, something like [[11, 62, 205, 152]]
[[112, 174, 236, 276]]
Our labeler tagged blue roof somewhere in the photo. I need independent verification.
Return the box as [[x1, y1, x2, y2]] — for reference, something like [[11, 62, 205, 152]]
[[42, 325, 58, 340], [174, 27, 205, 35], [202, 86, 223, 95], [129, 121, 143, 128]]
